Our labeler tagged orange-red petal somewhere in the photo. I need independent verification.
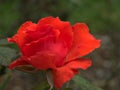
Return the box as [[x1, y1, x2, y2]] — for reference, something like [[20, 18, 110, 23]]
[[27, 52, 56, 70], [38, 16, 73, 49], [22, 35, 55, 57], [53, 66, 75, 89], [9, 57, 29, 69], [53, 58, 92, 89], [8, 21, 36, 47], [65, 58, 92, 70], [66, 23, 100, 62]]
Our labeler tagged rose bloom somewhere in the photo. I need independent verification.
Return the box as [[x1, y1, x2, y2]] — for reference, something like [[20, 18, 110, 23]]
[[8, 16, 100, 89]]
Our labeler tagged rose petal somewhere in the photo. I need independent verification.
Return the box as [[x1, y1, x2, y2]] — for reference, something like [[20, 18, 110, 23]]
[[8, 34, 18, 43], [22, 35, 68, 67], [52, 66, 75, 89], [48, 42, 68, 67], [38, 16, 55, 25], [9, 57, 29, 69], [38, 16, 73, 49], [65, 58, 92, 70], [26, 24, 53, 43], [51, 18, 73, 49], [17, 22, 36, 47], [8, 21, 36, 47], [52, 58, 91, 89], [22, 35, 55, 56], [66, 23, 101, 62], [27, 52, 56, 70]]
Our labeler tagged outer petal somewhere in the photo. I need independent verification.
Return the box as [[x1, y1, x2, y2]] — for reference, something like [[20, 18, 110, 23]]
[[53, 58, 92, 89], [9, 57, 29, 69], [27, 52, 56, 70], [65, 58, 92, 70], [22, 35, 68, 67], [66, 23, 100, 62], [38, 16, 73, 49], [22, 35, 55, 56], [53, 66, 75, 89], [8, 21, 36, 47], [38, 16, 55, 25]]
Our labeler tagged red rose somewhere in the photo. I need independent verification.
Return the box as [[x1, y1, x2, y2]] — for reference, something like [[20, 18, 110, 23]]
[[8, 16, 100, 89]]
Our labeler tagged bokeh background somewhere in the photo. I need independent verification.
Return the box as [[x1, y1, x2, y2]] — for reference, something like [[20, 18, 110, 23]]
[[0, 0, 120, 90]]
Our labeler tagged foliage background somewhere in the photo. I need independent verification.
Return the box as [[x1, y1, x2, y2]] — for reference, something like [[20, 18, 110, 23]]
[[0, 0, 120, 90]]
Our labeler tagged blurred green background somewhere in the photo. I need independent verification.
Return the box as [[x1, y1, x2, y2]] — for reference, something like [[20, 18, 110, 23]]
[[0, 0, 120, 90]]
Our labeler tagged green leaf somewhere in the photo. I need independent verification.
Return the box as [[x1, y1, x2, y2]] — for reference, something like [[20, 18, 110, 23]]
[[0, 47, 16, 66], [33, 82, 50, 90], [0, 39, 18, 50], [73, 75, 103, 90], [0, 39, 12, 46]]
